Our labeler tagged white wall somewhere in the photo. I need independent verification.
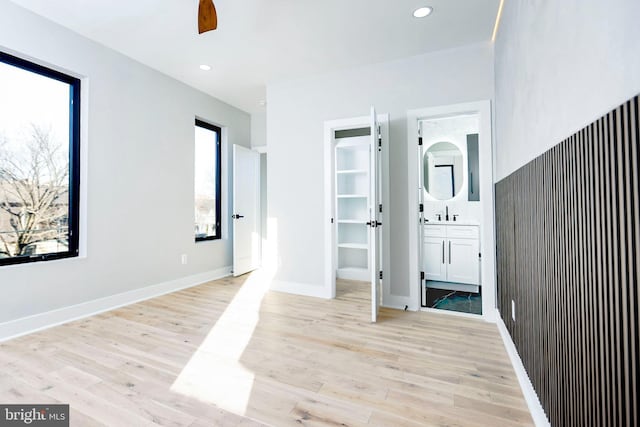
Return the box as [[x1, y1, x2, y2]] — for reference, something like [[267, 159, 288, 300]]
[[267, 43, 494, 301], [251, 111, 267, 149], [494, 0, 640, 181], [0, 2, 251, 326]]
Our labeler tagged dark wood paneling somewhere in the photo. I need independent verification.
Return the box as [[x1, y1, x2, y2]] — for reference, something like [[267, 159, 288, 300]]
[[495, 95, 640, 427]]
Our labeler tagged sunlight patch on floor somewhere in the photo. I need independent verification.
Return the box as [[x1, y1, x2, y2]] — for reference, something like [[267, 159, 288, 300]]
[[170, 267, 273, 415]]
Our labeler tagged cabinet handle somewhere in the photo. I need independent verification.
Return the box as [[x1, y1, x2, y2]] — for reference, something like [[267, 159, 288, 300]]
[[449, 241, 452, 264], [442, 240, 445, 264]]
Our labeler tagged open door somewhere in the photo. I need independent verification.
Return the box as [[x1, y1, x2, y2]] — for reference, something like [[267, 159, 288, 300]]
[[369, 107, 381, 322], [232, 145, 261, 276], [418, 121, 426, 307]]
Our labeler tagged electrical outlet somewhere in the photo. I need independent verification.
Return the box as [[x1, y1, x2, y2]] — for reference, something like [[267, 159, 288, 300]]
[[511, 300, 516, 321], [181, 254, 188, 265]]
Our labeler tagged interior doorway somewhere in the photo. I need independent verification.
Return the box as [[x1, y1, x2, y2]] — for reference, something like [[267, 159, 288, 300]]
[[407, 101, 497, 321], [323, 109, 390, 322]]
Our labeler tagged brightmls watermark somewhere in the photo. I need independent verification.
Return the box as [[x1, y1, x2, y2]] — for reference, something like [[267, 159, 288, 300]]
[[0, 405, 68, 426]]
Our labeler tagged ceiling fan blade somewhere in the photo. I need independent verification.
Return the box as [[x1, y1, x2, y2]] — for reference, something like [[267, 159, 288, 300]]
[[198, 0, 218, 34]]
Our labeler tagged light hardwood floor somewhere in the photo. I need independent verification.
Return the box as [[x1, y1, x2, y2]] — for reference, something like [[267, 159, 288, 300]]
[[0, 274, 533, 426]]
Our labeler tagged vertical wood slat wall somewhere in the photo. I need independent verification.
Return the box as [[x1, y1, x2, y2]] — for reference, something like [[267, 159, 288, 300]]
[[495, 95, 639, 427]]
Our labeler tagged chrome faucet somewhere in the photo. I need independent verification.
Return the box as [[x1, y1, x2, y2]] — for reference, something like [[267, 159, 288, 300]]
[[445, 205, 449, 221]]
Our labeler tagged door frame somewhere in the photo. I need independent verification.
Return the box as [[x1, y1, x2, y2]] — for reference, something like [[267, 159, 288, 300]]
[[406, 100, 497, 321], [323, 113, 390, 301]]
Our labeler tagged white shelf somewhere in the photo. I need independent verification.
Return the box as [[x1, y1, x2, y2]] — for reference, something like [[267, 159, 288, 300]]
[[338, 243, 368, 250], [335, 137, 369, 149], [337, 194, 367, 199], [336, 169, 367, 175], [337, 219, 366, 224]]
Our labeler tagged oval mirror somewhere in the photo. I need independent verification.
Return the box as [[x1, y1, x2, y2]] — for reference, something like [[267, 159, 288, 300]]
[[423, 141, 463, 200]]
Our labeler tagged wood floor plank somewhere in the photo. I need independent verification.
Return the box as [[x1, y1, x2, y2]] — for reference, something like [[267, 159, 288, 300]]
[[0, 275, 532, 426]]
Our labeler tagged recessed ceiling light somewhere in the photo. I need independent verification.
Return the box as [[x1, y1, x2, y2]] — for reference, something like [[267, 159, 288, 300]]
[[199, 64, 211, 71], [413, 6, 433, 18]]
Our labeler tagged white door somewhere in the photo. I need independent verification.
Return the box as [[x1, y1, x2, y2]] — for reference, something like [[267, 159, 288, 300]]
[[369, 107, 381, 323], [232, 145, 261, 276], [447, 238, 480, 284], [423, 237, 446, 281], [417, 122, 425, 304]]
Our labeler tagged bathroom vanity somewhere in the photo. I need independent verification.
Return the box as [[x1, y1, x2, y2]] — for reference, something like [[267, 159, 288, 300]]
[[423, 223, 480, 292]]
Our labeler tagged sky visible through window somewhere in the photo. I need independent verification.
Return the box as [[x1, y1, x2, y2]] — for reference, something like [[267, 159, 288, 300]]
[[0, 60, 71, 258], [194, 125, 218, 239], [0, 62, 69, 149]]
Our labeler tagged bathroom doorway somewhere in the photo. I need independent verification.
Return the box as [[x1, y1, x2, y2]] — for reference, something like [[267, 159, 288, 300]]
[[407, 101, 497, 320]]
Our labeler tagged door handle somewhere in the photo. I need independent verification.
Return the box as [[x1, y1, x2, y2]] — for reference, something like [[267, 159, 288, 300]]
[[442, 240, 445, 264], [448, 241, 451, 264], [366, 221, 382, 228], [232, 214, 245, 219]]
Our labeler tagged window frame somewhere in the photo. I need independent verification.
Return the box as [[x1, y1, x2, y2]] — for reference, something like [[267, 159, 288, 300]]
[[194, 118, 222, 242], [0, 51, 81, 267]]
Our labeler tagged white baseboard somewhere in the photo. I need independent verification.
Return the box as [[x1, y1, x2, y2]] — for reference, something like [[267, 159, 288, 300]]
[[336, 269, 369, 282], [0, 266, 232, 342], [270, 280, 331, 299], [421, 307, 483, 321], [496, 309, 550, 427], [382, 294, 412, 311]]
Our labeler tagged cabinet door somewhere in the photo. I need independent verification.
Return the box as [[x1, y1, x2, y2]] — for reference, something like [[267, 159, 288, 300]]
[[424, 237, 446, 281], [447, 238, 480, 285]]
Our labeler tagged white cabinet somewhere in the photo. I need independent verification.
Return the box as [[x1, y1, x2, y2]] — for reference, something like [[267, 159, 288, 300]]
[[423, 224, 479, 285], [423, 237, 446, 281], [335, 138, 370, 281], [447, 238, 480, 284]]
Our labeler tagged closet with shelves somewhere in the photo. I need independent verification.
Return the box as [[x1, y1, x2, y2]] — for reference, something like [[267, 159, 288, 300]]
[[324, 108, 388, 322], [335, 137, 370, 280]]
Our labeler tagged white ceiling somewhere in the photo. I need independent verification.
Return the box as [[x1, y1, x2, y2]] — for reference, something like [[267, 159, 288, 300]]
[[10, 0, 500, 114]]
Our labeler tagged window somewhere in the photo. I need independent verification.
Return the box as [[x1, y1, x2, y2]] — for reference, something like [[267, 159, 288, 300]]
[[0, 52, 80, 266], [194, 119, 221, 241]]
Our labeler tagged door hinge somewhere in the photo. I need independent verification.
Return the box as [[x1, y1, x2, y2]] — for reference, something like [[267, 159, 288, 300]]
[[418, 137, 423, 146], [419, 203, 424, 213], [479, 252, 482, 258], [379, 204, 382, 213], [379, 271, 383, 279], [420, 271, 425, 280]]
